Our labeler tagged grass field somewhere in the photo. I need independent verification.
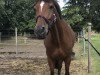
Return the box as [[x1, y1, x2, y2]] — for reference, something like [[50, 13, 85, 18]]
[[79, 33, 100, 75], [91, 34, 100, 74], [0, 33, 100, 75]]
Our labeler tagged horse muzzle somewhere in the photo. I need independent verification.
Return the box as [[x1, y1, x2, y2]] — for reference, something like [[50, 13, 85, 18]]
[[34, 25, 48, 39]]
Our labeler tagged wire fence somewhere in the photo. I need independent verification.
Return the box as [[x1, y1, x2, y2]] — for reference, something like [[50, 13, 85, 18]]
[[0, 26, 99, 73], [0, 29, 46, 58], [0, 28, 89, 58]]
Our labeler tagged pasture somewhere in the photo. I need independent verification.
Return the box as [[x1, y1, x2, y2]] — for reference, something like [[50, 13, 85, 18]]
[[0, 34, 100, 75]]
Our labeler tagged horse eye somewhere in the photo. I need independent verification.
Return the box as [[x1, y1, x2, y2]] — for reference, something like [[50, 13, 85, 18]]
[[34, 6, 37, 11], [49, 6, 54, 9], [34, 8, 36, 12]]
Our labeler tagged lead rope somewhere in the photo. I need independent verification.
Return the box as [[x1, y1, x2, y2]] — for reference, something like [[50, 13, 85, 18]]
[[82, 37, 100, 56]]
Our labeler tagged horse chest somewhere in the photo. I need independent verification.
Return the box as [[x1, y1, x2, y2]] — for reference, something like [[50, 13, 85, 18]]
[[47, 48, 67, 58]]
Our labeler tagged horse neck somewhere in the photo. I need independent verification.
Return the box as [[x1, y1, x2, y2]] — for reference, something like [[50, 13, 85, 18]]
[[50, 19, 62, 47]]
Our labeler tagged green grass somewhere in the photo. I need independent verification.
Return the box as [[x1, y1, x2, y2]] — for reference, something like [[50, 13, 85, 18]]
[[91, 34, 100, 74], [80, 33, 100, 75]]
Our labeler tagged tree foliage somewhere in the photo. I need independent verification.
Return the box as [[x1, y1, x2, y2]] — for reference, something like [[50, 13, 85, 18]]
[[62, 0, 100, 32], [91, 0, 100, 32], [0, 0, 35, 33], [0, 0, 100, 33]]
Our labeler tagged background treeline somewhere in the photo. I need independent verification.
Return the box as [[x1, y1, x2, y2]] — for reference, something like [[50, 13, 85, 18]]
[[62, 0, 100, 32], [0, 0, 35, 34], [0, 0, 100, 35]]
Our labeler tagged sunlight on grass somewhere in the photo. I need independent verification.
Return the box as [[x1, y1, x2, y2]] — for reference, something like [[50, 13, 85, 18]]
[[91, 34, 100, 75], [75, 33, 100, 75], [82, 33, 100, 75]]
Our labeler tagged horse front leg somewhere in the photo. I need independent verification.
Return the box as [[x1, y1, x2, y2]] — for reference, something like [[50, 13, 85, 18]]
[[47, 57, 55, 75], [58, 60, 63, 75], [64, 56, 71, 75], [58, 67, 61, 75]]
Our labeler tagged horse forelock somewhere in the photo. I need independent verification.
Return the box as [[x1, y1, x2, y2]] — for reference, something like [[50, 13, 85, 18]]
[[35, 0, 62, 19]]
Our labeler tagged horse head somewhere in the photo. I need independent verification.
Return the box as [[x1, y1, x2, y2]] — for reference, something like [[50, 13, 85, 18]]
[[34, 0, 62, 39]]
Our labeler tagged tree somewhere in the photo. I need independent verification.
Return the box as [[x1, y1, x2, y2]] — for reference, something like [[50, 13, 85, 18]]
[[0, 0, 36, 33], [62, 0, 85, 32], [91, 0, 100, 32], [62, 0, 100, 32]]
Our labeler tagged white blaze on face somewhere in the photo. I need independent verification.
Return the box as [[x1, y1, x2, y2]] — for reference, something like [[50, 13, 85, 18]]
[[40, 1, 45, 12]]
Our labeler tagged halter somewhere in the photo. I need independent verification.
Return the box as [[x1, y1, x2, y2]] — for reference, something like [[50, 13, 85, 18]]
[[36, 14, 57, 30]]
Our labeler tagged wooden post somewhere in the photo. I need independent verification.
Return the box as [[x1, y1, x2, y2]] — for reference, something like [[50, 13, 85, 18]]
[[78, 32, 80, 43], [24, 32, 27, 44], [83, 28, 86, 54], [15, 28, 18, 55], [0, 32, 1, 43], [88, 23, 92, 73]]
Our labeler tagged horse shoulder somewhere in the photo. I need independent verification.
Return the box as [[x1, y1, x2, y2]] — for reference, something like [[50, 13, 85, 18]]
[[61, 19, 75, 41], [60, 20, 75, 49]]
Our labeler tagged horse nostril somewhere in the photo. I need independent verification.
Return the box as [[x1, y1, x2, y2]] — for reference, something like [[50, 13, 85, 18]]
[[42, 26, 45, 30], [36, 25, 45, 30]]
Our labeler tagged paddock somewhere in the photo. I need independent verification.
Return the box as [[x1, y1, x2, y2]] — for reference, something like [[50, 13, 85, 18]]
[[0, 39, 88, 75], [0, 32, 100, 75]]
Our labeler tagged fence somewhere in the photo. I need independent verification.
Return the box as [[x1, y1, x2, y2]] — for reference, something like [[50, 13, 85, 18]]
[[77, 25, 100, 73], [0, 27, 93, 57], [0, 28, 46, 58], [0, 26, 99, 73]]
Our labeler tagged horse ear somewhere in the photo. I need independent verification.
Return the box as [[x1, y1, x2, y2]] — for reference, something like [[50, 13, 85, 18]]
[[53, 0, 62, 19], [36, 0, 39, 1], [33, 0, 41, 7]]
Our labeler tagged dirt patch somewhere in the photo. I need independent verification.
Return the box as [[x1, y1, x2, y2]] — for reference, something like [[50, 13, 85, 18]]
[[0, 40, 89, 75], [0, 57, 88, 75]]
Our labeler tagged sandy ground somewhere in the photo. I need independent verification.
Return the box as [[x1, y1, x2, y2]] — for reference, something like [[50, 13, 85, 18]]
[[0, 39, 95, 75], [0, 57, 88, 75]]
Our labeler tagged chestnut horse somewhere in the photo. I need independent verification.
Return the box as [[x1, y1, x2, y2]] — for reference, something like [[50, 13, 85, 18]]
[[34, 0, 75, 75]]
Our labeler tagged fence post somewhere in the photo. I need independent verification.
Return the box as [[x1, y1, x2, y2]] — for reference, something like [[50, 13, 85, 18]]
[[88, 23, 92, 73], [78, 32, 80, 43], [15, 28, 18, 55], [83, 28, 86, 54], [0, 32, 1, 43], [24, 32, 27, 44]]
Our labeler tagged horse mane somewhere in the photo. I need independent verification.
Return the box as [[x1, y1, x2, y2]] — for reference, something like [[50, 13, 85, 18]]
[[35, 0, 62, 19], [53, 0, 62, 19]]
